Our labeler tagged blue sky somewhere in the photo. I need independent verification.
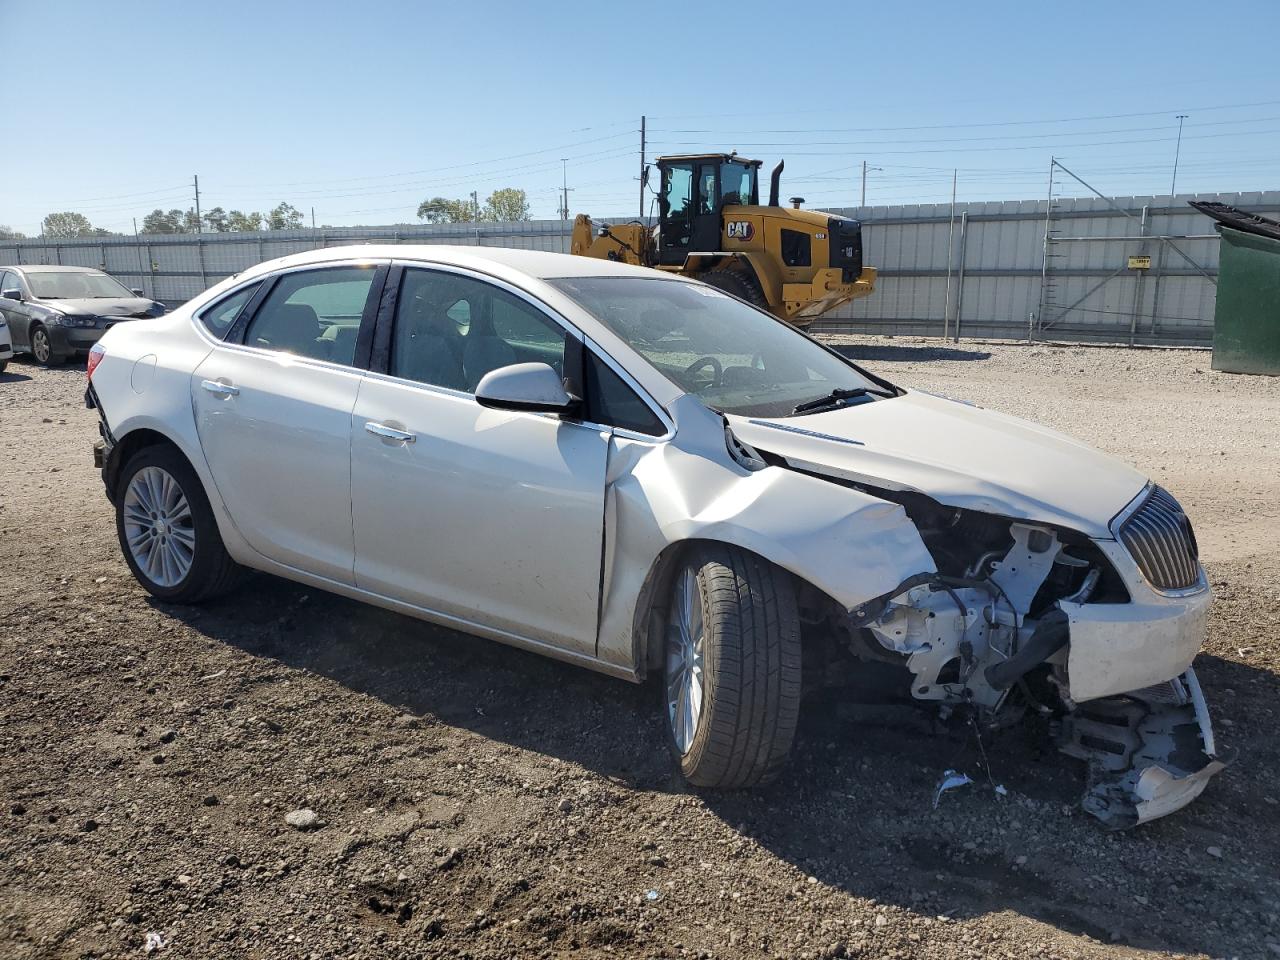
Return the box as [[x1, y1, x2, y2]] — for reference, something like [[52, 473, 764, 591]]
[[3, 0, 1279, 234]]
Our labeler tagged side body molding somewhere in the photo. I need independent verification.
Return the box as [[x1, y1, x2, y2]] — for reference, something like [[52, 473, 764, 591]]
[[596, 396, 937, 674]]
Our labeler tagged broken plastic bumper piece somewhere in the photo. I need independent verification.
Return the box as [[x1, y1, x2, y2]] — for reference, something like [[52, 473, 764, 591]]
[[1058, 667, 1225, 829]]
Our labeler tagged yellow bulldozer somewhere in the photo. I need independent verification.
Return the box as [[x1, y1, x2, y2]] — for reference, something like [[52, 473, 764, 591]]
[[570, 153, 875, 325]]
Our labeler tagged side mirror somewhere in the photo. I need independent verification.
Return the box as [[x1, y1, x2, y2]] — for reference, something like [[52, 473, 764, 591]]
[[131, 287, 145, 296], [475, 362, 577, 415], [1, 288, 22, 302]]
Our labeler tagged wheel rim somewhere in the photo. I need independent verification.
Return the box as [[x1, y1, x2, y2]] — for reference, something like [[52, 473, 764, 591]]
[[122, 466, 196, 587], [32, 328, 49, 363], [665, 567, 706, 754]]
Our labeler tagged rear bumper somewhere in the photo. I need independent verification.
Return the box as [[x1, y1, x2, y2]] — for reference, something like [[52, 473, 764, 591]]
[[783, 267, 877, 324]]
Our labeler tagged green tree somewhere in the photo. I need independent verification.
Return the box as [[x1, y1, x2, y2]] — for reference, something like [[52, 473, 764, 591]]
[[41, 211, 96, 238], [483, 187, 530, 222], [0, 225, 24, 240], [416, 196, 477, 223], [202, 207, 229, 232], [267, 202, 304, 230], [226, 210, 264, 232], [141, 208, 186, 234]]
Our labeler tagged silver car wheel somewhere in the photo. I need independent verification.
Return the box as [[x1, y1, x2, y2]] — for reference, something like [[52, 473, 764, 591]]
[[32, 327, 51, 364], [665, 567, 706, 755], [122, 466, 196, 587]]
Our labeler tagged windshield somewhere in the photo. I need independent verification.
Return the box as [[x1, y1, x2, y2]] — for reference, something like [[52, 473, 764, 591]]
[[28, 271, 135, 300], [549, 276, 891, 418]]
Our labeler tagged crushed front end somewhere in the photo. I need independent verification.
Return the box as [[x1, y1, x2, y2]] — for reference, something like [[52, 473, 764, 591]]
[[836, 483, 1223, 828]]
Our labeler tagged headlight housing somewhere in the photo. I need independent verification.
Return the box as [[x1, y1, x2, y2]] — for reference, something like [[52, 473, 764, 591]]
[[51, 313, 97, 328]]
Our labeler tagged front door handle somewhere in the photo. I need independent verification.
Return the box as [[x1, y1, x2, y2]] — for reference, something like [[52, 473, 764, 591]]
[[365, 421, 416, 444], [201, 379, 239, 397]]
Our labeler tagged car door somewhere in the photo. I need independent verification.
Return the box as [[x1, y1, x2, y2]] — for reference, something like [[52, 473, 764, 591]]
[[349, 264, 610, 655], [191, 262, 386, 584], [0, 271, 31, 348]]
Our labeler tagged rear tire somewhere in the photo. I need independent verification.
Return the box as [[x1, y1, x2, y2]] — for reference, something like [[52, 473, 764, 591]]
[[700, 268, 769, 310], [663, 544, 802, 789], [115, 444, 245, 603]]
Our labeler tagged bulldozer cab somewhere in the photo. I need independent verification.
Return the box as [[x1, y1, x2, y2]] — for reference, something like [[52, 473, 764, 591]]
[[657, 154, 761, 266]]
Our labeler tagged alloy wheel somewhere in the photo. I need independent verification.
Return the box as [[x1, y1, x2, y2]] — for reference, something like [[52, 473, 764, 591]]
[[665, 567, 706, 754], [32, 327, 50, 364], [122, 466, 196, 587]]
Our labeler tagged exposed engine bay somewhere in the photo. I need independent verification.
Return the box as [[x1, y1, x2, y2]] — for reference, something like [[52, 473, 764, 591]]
[[797, 482, 1224, 830]]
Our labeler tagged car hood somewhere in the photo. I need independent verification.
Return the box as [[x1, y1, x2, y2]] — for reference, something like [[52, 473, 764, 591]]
[[38, 297, 159, 317], [726, 389, 1147, 538]]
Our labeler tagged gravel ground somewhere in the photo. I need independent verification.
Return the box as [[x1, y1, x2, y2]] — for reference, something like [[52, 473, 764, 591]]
[[1, 338, 1278, 960]]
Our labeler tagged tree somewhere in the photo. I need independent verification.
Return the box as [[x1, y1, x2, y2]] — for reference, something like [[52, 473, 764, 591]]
[[203, 207, 229, 232], [416, 196, 477, 223], [182, 209, 201, 233], [0, 225, 24, 240], [141, 208, 186, 234], [227, 210, 264, 232], [267, 202, 304, 230], [484, 187, 530, 222], [41, 211, 96, 238]]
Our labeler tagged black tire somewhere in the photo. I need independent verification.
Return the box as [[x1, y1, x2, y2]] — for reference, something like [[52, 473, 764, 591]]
[[30, 324, 65, 367], [663, 544, 802, 789], [115, 443, 245, 603], [0, 360, 7, 375], [700, 268, 769, 310]]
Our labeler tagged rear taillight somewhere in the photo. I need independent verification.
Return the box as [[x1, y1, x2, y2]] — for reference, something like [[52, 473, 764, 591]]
[[87, 343, 105, 380]]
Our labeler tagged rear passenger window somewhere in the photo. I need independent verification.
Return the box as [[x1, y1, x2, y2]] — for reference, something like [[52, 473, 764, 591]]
[[391, 269, 567, 392], [243, 267, 375, 365], [198, 283, 260, 338], [585, 352, 665, 436]]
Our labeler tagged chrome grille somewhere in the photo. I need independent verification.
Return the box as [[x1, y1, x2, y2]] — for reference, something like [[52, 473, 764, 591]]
[[1118, 486, 1201, 590]]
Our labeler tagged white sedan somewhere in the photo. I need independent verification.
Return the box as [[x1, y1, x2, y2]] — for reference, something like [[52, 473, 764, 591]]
[[87, 246, 1221, 827]]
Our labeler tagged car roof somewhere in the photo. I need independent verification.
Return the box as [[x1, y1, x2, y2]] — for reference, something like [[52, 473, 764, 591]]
[[239, 244, 674, 283], [0, 264, 106, 274]]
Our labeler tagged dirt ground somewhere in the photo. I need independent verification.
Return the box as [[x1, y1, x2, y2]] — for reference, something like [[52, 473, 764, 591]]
[[1, 338, 1278, 960]]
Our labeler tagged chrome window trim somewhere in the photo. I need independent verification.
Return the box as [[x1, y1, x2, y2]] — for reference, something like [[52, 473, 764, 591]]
[[385, 260, 675, 442], [189, 259, 389, 355]]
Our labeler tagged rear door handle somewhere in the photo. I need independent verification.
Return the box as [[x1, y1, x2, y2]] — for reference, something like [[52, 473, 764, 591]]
[[201, 379, 239, 397], [365, 421, 416, 443]]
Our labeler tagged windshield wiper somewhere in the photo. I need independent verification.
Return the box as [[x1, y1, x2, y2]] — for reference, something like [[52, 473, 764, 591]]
[[791, 387, 879, 415]]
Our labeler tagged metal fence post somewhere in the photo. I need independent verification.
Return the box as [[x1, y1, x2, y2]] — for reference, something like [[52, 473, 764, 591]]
[[1128, 205, 1149, 346], [953, 211, 968, 343]]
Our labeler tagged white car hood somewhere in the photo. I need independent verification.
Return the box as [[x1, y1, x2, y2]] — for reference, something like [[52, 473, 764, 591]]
[[727, 389, 1147, 539]]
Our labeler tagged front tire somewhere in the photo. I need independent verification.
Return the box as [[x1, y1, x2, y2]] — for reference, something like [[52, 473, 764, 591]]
[[663, 545, 802, 788], [115, 444, 244, 603], [30, 324, 64, 367]]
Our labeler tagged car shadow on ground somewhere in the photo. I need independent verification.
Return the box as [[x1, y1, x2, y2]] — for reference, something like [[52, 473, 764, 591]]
[[825, 343, 992, 364], [162, 572, 1274, 957], [0, 368, 33, 383]]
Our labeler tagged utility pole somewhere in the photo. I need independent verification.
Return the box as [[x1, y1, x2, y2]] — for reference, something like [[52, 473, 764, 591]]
[[860, 161, 882, 207], [559, 158, 572, 222], [1170, 114, 1189, 198], [639, 115, 647, 220], [192, 174, 202, 233], [311, 207, 316, 230], [471, 191, 481, 244]]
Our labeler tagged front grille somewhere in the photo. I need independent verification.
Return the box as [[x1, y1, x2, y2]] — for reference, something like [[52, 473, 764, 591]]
[[1118, 486, 1201, 590]]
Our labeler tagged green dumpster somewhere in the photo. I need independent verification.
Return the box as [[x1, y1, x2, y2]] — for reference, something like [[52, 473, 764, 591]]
[[1192, 201, 1280, 376]]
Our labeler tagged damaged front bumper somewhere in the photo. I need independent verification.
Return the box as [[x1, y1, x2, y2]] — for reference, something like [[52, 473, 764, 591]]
[[1058, 668, 1225, 829]]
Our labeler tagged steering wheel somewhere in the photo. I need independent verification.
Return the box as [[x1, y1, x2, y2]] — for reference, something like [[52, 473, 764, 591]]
[[684, 355, 722, 388]]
